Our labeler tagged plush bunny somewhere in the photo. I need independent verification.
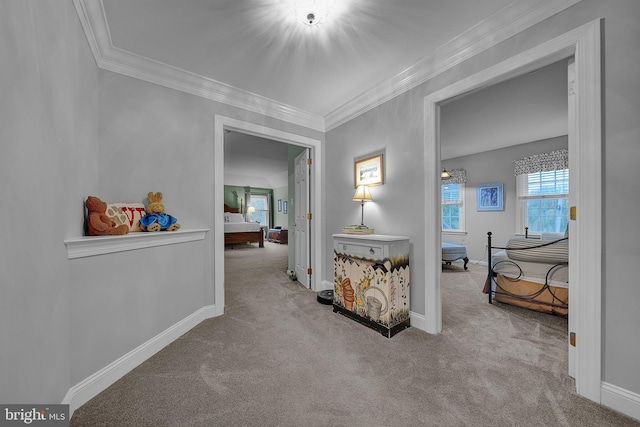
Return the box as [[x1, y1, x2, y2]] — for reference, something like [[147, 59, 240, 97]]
[[139, 192, 180, 232]]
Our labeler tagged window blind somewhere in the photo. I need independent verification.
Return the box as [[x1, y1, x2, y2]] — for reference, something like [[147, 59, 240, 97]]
[[441, 169, 466, 203]]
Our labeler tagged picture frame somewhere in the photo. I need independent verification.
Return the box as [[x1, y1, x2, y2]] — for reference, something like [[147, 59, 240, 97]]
[[476, 182, 504, 211], [277, 199, 282, 212], [283, 201, 288, 214], [354, 154, 383, 187]]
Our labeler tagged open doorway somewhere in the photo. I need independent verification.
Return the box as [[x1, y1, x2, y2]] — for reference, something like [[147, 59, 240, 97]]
[[423, 21, 602, 403], [213, 116, 323, 318], [222, 130, 307, 281], [438, 58, 571, 373]]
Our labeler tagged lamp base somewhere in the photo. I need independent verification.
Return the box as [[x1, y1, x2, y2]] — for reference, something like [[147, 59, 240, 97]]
[[342, 225, 374, 235]]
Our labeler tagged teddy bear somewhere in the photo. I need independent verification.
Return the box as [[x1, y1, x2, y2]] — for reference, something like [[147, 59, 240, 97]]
[[139, 192, 180, 232], [85, 196, 130, 236]]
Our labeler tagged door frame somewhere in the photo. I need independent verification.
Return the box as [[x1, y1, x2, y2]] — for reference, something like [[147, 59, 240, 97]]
[[213, 116, 323, 311], [423, 20, 602, 402]]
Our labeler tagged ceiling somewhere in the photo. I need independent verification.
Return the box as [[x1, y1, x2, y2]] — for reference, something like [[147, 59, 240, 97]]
[[102, 0, 515, 117], [224, 131, 291, 188], [91, 1, 569, 184]]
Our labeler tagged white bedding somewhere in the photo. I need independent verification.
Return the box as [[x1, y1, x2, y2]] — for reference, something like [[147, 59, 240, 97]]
[[492, 250, 568, 288], [224, 213, 261, 233], [224, 222, 262, 233]]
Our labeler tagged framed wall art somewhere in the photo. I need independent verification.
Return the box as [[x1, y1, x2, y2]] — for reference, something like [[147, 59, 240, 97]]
[[354, 154, 383, 187], [476, 182, 503, 211]]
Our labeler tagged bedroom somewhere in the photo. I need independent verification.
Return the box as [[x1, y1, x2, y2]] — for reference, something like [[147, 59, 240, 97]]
[[437, 57, 572, 374], [223, 130, 306, 279]]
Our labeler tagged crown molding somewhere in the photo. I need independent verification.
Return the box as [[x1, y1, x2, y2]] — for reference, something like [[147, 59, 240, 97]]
[[72, 0, 325, 132], [325, 0, 583, 130], [74, 0, 583, 134]]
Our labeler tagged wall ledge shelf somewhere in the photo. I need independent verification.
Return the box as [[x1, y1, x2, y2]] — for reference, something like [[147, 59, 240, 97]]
[[64, 229, 209, 259]]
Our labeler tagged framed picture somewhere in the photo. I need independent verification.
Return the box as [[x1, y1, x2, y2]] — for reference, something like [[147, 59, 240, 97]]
[[476, 182, 503, 211], [354, 154, 383, 187], [283, 201, 288, 214], [277, 199, 282, 212]]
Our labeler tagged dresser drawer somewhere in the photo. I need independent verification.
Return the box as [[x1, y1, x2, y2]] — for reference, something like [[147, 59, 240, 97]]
[[334, 240, 383, 259]]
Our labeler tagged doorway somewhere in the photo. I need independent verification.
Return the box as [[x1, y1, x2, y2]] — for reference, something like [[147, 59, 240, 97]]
[[423, 21, 602, 403], [213, 116, 323, 316]]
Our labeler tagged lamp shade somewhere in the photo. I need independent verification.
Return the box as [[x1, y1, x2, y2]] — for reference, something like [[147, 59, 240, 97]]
[[247, 206, 256, 213], [352, 185, 372, 202], [441, 169, 451, 179]]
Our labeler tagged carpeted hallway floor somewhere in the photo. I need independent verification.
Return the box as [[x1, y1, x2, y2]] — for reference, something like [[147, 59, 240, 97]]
[[70, 242, 639, 426]]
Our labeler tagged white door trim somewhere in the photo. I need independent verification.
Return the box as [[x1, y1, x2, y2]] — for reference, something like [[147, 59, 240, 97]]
[[423, 20, 602, 403], [214, 116, 323, 317]]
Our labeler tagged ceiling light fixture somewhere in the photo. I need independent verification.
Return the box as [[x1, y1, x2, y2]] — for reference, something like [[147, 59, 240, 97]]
[[294, 0, 333, 26]]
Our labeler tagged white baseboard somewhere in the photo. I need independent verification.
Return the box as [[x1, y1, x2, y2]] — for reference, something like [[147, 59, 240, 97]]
[[63, 304, 218, 416], [409, 311, 428, 332], [601, 382, 640, 422]]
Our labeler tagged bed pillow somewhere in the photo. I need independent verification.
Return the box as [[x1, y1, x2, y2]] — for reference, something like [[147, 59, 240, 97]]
[[506, 237, 568, 264], [107, 203, 146, 232], [226, 213, 245, 223]]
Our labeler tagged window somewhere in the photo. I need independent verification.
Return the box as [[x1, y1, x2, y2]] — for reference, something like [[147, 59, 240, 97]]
[[248, 194, 269, 226], [517, 169, 569, 233], [442, 182, 465, 232]]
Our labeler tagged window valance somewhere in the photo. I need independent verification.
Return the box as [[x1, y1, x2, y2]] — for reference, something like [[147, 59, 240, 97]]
[[444, 168, 467, 184], [514, 149, 568, 176]]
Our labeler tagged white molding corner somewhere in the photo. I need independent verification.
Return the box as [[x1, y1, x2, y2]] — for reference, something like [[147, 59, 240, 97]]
[[325, 0, 583, 130], [72, 0, 324, 132], [74, 0, 583, 133], [63, 304, 218, 416], [601, 382, 640, 422], [64, 229, 209, 259]]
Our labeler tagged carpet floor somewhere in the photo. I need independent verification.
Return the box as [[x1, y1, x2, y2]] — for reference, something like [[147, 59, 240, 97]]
[[70, 242, 638, 426]]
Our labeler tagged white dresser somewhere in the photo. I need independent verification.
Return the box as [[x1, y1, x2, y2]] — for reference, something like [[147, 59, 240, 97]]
[[332, 234, 410, 337]]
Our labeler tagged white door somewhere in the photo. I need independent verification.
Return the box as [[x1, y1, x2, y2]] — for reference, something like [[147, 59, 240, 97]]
[[567, 58, 576, 379], [294, 149, 311, 288]]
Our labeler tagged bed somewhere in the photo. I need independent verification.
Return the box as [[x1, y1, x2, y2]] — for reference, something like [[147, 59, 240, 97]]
[[484, 231, 568, 316], [224, 205, 264, 248]]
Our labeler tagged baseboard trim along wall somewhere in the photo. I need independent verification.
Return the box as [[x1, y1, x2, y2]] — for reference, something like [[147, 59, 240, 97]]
[[63, 304, 218, 416], [601, 382, 640, 422]]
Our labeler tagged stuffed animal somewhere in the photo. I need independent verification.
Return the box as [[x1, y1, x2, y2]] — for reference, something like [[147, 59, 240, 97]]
[[139, 192, 180, 232], [85, 196, 129, 236]]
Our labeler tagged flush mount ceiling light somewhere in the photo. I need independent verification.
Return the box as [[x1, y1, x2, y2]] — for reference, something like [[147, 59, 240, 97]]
[[294, 0, 334, 26]]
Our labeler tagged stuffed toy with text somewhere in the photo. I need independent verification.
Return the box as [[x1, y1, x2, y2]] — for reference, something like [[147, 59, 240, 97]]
[[139, 192, 180, 232], [85, 196, 130, 236]]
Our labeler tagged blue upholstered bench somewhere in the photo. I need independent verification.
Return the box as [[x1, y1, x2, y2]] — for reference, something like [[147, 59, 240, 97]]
[[442, 242, 469, 270]]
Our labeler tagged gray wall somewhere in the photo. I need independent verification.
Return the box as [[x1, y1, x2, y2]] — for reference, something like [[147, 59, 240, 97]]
[[0, 0, 97, 403], [0, 0, 322, 405], [76, 69, 321, 387], [441, 137, 568, 262], [326, 0, 640, 396], [273, 186, 288, 229]]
